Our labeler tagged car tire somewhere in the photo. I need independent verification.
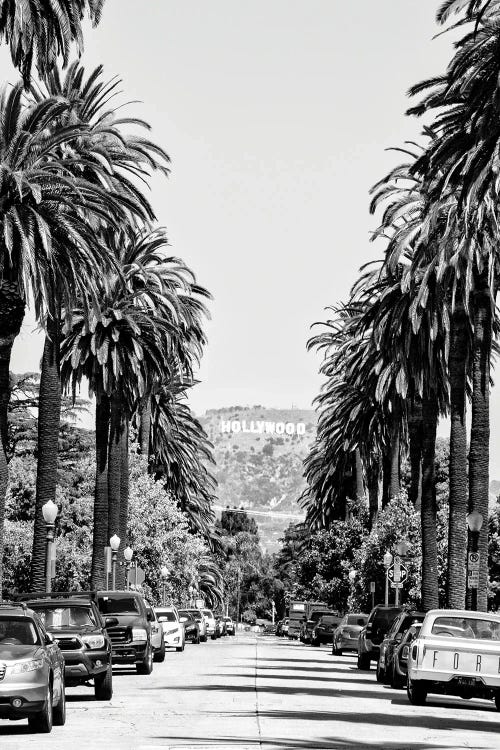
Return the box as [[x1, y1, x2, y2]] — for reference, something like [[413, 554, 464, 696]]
[[201, 635, 207, 643], [154, 636, 166, 663], [332, 641, 340, 656], [193, 635, 200, 644], [52, 678, 66, 726], [136, 646, 154, 675], [312, 637, 320, 647], [407, 678, 427, 705], [176, 642, 185, 652], [390, 664, 404, 690], [376, 661, 385, 683], [28, 684, 53, 733], [95, 663, 113, 700], [357, 652, 371, 670], [211, 634, 217, 640]]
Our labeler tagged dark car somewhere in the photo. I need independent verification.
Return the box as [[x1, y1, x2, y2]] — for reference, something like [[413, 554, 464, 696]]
[[180, 608, 208, 642], [332, 613, 368, 655], [376, 610, 426, 683], [311, 614, 342, 646], [391, 623, 421, 688], [97, 590, 153, 674], [177, 609, 200, 643], [357, 605, 401, 670], [20, 592, 114, 700], [0, 602, 66, 732], [302, 610, 338, 644]]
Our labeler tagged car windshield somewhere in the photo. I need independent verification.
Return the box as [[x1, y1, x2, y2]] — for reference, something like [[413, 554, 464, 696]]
[[156, 610, 177, 622], [319, 616, 337, 625], [32, 605, 96, 629], [0, 617, 40, 645], [203, 610, 213, 618], [223, 617, 232, 622], [347, 615, 367, 626], [373, 610, 400, 627], [180, 610, 201, 621], [431, 616, 500, 640], [98, 596, 140, 615]]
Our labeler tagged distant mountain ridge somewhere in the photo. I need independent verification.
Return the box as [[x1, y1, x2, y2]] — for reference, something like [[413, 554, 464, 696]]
[[199, 406, 316, 551]]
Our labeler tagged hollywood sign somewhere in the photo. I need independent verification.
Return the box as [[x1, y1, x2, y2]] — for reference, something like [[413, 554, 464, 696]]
[[220, 419, 306, 436]]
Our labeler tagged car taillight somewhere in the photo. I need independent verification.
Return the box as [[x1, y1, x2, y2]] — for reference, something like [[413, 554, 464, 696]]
[[411, 644, 417, 661], [401, 645, 409, 660]]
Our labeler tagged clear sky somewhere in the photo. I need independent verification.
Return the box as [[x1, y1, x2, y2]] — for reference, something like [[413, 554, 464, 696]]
[[6, 2, 500, 472]]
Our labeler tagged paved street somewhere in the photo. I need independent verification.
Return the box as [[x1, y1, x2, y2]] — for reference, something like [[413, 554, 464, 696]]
[[1, 634, 500, 749]]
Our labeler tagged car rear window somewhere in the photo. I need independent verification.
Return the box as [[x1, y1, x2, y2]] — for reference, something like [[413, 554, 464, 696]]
[[347, 614, 367, 626], [0, 617, 40, 646], [32, 605, 97, 629], [431, 616, 500, 640], [319, 616, 338, 625], [98, 596, 141, 615], [156, 610, 176, 622], [181, 609, 202, 621], [203, 610, 214, 618], [373, 609, 400, 627]]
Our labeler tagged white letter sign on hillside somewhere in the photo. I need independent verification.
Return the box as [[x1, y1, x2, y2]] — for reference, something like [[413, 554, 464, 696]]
[[219, 419, 306, 436]]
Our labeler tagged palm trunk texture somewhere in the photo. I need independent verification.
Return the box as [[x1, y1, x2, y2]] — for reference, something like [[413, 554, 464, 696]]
[[468, 277, 492, 612], [421, 392, 439, 610], [91, 394, 110, 589], [108, 393, 122, 546], [138, 397, 151, 459], [31, 316, 61, 591], [366, 456, 379, 528], [0, 282, 25, 599], [447, 305, 469, 609], [355, 448, 364, 503], [408, 398, 423, 508], [117, 417, 129, 589]]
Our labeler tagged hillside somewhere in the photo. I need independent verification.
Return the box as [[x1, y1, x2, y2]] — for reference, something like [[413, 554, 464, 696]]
[[200, 406, 316, 552]]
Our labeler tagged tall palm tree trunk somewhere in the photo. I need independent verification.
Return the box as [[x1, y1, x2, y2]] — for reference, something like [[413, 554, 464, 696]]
[[421, 391, 439, 610], [366, 455, 380, 528], [408, 397, 423, 507], [355, 448, 364, 504], [468, 275, 492, 612], [108, 393, 122, 546], [389, 419, 400, 500], [447, 304, 469, 608], [91, 393, 110, 588], [0, 281, 25, 599], [117, 417, 129, 589], [138, 397, 151, 459], [31, 313, 61, 591]]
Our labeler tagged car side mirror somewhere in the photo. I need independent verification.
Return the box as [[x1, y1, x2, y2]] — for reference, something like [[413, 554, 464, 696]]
[[104, 617, 119, 628], [365, 624, 372, 636], [146, 611, 153, 622], [45, 632, 54, 645]]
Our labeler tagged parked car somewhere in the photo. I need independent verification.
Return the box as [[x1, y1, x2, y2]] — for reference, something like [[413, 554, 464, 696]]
[[391, 623, 421, 689], [281, 618, 289, 637], [357, 605, 401, 670], [21, 591, 114, 700], [180, 608, 207, 641], [376, 610, 426, 683], [223, 616, 235, 636], [145, 603, 166, 662], [311, 614, 342, 646], [97, 590, 153, 674], [407, 609, 500, 709], [302, 610, 338, 644], [202, 609, 217, 639], [215, 616, 227, 637], [0, 602, 66, 732], [332, 613, 368, 655], [177, 609, 200, 644], [155, 606, 185, 651]]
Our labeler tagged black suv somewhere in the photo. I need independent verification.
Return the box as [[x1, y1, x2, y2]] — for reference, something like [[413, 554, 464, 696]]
[[357, 605, 401, 670], [19, 592, 114, 700], [97, 590, 153, 674], [376, 609, 426, 683]]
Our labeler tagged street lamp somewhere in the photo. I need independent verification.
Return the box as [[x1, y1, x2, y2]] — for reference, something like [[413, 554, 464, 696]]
[[383, 551, 393, 607], [467, 510, 483, 611], [123, 546, 133, 590], [161, 566, 169, 606], [42, 500, 58, 593], [109, 534, 121, 590]]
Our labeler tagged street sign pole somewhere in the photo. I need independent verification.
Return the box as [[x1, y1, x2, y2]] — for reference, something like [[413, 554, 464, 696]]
[[384, 569, 389, 607]]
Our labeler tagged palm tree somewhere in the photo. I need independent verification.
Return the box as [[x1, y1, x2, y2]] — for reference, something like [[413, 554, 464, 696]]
[[0, 0, 106, 85]]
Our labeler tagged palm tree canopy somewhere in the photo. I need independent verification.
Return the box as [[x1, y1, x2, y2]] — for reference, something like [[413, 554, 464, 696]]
[[0, 0, 105, 85]]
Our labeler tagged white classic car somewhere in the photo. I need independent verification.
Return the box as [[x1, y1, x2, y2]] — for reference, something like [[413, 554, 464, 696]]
[[407, 609, 500, 709]]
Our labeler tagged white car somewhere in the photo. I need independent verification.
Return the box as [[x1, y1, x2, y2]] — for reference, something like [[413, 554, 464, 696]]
[[145, 603, 165, 662], [407, 609, 500, 710], [155, 606, 185, 652], [202, 609, 217, 639], [223, 616, 235, 635]]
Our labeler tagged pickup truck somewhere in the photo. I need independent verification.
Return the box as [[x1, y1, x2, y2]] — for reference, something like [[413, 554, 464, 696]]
[[407, 609, 500, 710]]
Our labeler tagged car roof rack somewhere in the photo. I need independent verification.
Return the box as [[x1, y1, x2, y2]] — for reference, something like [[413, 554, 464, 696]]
[[14, 591, 98, 603]]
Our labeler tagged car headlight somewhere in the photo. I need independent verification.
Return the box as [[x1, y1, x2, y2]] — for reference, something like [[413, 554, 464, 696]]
[[10, 659, 44, 674], [131, 628, 147, 641], [83, 635, 105, 649]]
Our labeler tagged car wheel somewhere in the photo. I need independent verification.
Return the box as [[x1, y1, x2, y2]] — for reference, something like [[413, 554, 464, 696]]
[[193, 635, 200, 644], [211, 634, 217, 640], [52, 677, 66, 726], [332, 640, 340, 656], [176, 642, 185, 652], [312, 637, 320, 647], [201, 635, 207, 643], [28, 684, 53, 733], [390, 664, 404, 690], [357, 652, 371, 670], [376, 661, 385, 683], [136, 646, 154, 675], [407, 678, 427, 705], [154, 636, 166, 663], [94, 663, 113, 700]]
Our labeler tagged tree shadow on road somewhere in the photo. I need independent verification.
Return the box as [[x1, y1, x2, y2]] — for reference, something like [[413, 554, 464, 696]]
[[156, 732, 451, 749]]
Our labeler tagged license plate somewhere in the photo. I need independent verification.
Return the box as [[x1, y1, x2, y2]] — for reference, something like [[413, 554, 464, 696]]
[[457, 676, 476, 687]]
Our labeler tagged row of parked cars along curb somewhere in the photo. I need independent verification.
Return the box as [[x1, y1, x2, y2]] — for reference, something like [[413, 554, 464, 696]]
[[0, 589, 236, 733], [279, 604, 500, 712]]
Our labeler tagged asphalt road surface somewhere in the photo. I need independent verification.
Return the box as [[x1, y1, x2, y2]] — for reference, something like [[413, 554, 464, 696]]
[[1, 633, 500, 749]]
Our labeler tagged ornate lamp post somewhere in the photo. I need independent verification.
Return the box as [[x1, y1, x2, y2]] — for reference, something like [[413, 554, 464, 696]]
[[109, 534, 121, 590], [123, 546, 133, 590], [383, 551, 393, 607], [467, 511, 483, 611], [42, 500, 58, 593], [161, 566, 169, 606]]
